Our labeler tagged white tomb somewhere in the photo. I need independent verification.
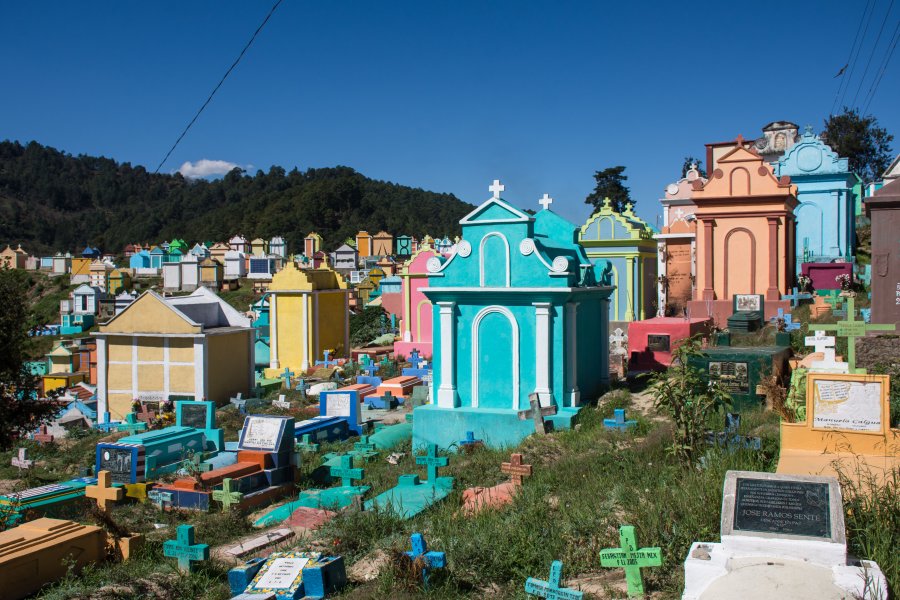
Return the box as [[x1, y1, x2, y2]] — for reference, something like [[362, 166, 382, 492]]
[[682, 470, 887, 600]]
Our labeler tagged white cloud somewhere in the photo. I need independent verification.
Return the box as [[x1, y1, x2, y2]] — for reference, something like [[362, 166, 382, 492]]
[[177, 159, 242, 179]]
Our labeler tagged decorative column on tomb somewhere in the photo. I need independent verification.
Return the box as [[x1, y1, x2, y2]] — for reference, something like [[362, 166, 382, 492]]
[[687, 136, 798, 322], [656, 164, 706, 315]]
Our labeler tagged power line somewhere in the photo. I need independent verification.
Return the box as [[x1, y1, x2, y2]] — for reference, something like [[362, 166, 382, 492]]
[[863, 20, 900, 114], [153, 0, 284, 174], [832, 0, 875, 115], [851, 0, 895, 108], [839, 0, 878, 110]]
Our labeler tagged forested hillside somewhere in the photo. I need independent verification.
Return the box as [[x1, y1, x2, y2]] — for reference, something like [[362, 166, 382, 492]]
[[0, 140, 473, 255]]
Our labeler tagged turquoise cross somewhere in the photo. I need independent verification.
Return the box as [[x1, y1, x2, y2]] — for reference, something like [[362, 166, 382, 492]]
[[525, 560, 583, 599], [281, 367, 295, 388], [163, 524, 209, 572], [354, 435, 377, 453], [415, 444, 449, 482], [117, 412, 147, 435], [295, 433, 320, 453], [330, 455, 364, 487]]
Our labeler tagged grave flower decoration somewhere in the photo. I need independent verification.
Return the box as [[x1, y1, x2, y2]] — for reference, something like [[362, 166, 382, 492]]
[[835, 273, 853, 292], [797, 275, 811, 292]]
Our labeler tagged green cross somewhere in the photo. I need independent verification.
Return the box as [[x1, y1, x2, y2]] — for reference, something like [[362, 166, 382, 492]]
[[816, 297, 895, 373], [354, 435, 377, 453], [599, 525, 662, 597], [212, 478, 243, 511], [117, 412, 147, 436], [163, 524, 209, 572], [295, 434, 320, 453], [824, 294, 843, 310], [524, 560, 583, 599], [415, 444, 449, 482], [330, 455, 364, 487]]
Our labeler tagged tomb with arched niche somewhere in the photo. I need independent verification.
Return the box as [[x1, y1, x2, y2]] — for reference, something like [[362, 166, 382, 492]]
[[687, 136, 799, 324], [413, 181, 614, 449]]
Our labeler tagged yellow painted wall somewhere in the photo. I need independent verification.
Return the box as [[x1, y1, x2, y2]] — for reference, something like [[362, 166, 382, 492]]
[[137, 338, 164, 362], [108, 363, 131, 392], [138, 364, 164, 392], [274, 294, 306, 372], [108, 393, 133, 417], [206, 331, 251, 404], [317, 291, 347, 356], [170, 366, 195, 393], [43, 373, 84, 393], [108, 337, 132, 361], [169, 338, 193, 362], [71, 258, 91, 277]]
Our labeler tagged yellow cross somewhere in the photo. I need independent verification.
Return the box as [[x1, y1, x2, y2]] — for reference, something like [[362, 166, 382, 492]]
[[86, 470, 124, 512]]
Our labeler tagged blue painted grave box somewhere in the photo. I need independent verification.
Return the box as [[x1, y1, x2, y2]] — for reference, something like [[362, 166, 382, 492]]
[[293, 416, 351, 444], [98, 425, 209, 483], [228, 557, 266, 595], [319, 389, 362, 435]]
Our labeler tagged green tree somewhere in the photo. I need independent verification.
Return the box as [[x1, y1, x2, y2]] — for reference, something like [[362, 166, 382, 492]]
[[585, 166, 631, 212], [350, 305, 388, 346], [681, 156, 706, 178], [0, 269, 58, 450], [822, 108, 894, 183]]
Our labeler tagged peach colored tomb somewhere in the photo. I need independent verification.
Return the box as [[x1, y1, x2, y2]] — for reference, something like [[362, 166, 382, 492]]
[[687, 137, 798, 324], [778, 372, 899, 487], [461, 453, 533, 515]]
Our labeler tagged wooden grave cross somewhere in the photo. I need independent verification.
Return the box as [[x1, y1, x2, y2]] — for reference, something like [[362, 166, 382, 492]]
[[501, 453, 533, 486], [816, 297, 896, 373], [405, 532, 446, 587], [295, 434, 320, 453], [117, 412, 148, 436], [11, 447, 33, 469], [163, 524, 209, 572], [415, 444, 449, 482], [33, 424, 55, 444], [212, 477, 243, 511], [518, 393, 557, 434], [599, 525, 662, 597], [524, 560, 583, 599], [86, 470, 124, 512], [330, 455, 364, 487]]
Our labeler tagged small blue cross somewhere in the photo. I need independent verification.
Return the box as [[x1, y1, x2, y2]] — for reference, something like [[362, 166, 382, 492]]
[[294, 378, 308, 397], [315, 349, 337, 368], [525, 560, 583, 599], [405, 533, 445, 586], [771, 308, 800, 331], [781, 286, 812, 308], [363, 362, 380, 378], [281, 367, 295, 388], [408, 349, 426, 370], [459, 431, 483, 448], [603, 408, 637, 432]]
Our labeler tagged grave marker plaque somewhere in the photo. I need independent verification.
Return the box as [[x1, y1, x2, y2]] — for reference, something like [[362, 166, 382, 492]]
[[239, 416, 286, 451], [98, 446, 136, 484], [811, 377, 884, 432], [647, 334, 670, 352], [708, 361, 749, 393], [179, 403, 209, 429], [733, 477, 831, 539]]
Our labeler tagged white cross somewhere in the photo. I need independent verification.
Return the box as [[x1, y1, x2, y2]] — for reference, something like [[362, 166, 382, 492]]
[[489, 179, 505, 199], [804, 330, 835, 354], [674, 208, 685, 221], [810, 348, 849, 374], [539, 193, 553, 210], [609, 327, 628, 356]]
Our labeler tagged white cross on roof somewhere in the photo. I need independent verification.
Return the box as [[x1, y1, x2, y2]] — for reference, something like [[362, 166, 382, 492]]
[[539, 193, 553, 210], [489, 179, 505, 199]]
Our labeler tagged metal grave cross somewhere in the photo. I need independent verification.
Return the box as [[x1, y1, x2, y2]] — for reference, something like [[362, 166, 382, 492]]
[[603, 408, 637, 432], [501, 453, 533, 486], [489, 179, 505, 199], [163, 524, 209, 572], [817, 297, 896, 372], [405, 533, 446, 586], [415, 444, 449, 482], [86, 470, 124, 512], [281, 367, 296, 388], [330, 455, 364, 487], [599, 525, 662, 597], [518, 392, 557, 435], [11, 447, 33, 470], [295, 434, 320, 453], [117, 412, 147, 435], [212, 477, 243, 511], [524, 560, 583, 600], [539, 193, 554, 211]]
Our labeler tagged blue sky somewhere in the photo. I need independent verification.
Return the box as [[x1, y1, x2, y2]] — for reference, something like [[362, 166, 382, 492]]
[[2, 1, 898, 229]]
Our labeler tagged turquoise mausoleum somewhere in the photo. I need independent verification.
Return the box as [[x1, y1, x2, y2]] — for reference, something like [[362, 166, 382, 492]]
[[774, 126, 857, 271], [412, 181, 614, 450]]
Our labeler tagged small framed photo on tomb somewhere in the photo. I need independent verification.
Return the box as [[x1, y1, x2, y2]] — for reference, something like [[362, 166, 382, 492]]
[[807, 372, 889, 435], [732, 294, 763, 314], [647, 334, 671, 352], [176, 401, 215, 430]]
